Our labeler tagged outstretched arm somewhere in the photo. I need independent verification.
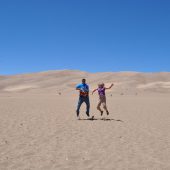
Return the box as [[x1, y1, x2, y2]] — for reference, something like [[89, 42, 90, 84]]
[[105, 83, 114, 90], [92, 89, 97, 95]]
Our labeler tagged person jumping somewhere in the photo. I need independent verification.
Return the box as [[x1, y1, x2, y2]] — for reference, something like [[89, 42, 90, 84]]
[[76, 79, 91, 119], [92, 83, 114, 116]]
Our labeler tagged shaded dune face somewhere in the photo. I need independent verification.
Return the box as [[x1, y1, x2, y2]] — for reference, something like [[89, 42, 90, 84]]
[[0, 70, 170, 93], [3, 85, 38, 92]]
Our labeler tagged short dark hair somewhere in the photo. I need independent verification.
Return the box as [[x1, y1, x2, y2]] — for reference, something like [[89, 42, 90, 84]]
[[82, 79, 86, 82]]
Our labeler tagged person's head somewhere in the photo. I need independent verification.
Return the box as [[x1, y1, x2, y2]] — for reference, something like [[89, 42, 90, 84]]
[[98, 83, 104, 88], [82, 79, 86, 84], [101, 83, 105, 87]]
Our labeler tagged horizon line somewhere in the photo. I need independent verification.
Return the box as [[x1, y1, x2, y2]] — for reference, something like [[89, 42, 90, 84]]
[[1, 69, 170, 76]]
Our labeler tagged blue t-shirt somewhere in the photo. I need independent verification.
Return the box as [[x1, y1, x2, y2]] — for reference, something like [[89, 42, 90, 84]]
[[76, 83, 89, 96]]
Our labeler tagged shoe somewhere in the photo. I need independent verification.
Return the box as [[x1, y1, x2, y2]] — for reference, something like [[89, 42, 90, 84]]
[[100, 110, 103, 116], [76, 110, 79, 117], [86, 112, 90, 117], [106, 111, 109, 115]]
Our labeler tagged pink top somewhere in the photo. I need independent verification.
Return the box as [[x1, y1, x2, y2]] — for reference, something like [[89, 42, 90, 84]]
[[97, 87, 105, 96]]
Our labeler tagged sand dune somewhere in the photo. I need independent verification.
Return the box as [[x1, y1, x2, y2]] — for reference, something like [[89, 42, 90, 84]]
[[0, 70, 170, 170], [137, 81, 170, 89], [3, 85, 38, 92], [1, 70, 170, 93]]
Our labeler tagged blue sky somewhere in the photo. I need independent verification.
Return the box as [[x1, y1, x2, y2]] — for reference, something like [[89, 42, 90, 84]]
[[0, 0, 170, 75]]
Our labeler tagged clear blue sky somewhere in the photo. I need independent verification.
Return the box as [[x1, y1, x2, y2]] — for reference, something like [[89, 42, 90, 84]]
[[0, 0, 170, 75]]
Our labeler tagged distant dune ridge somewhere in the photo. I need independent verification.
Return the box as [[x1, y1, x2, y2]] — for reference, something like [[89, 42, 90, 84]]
[[1, 70, 170, 93]]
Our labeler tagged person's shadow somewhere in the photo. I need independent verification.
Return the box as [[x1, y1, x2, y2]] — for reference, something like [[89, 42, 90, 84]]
[[78, 117, 124, 122]]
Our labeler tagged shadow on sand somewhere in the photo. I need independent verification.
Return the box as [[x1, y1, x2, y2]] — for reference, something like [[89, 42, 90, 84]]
[[78, 117, 124, 122]]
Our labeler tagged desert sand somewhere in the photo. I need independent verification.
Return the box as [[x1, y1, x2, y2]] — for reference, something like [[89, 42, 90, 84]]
[[0, 70, 170, 170]]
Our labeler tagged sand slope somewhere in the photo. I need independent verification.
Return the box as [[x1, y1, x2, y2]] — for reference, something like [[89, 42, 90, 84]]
[[1, 70, 170, 94], [0, 70, 170, 170]]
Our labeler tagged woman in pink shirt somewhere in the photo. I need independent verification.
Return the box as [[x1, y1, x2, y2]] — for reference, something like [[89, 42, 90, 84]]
[[92, 83, 114, 116]]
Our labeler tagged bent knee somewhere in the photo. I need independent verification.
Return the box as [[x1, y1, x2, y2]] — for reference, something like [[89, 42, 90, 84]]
[[97, 105, 100, 110], [103, 104, 107, 109]]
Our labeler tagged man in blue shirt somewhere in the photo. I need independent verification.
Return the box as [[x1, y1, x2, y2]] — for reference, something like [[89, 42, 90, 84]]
[[76, 79, 90, 119]]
